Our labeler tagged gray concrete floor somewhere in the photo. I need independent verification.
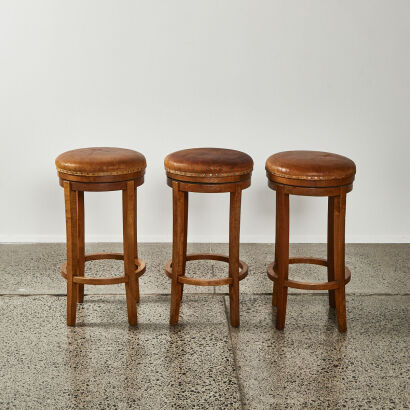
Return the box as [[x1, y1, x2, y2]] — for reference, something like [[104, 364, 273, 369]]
[[0, 243, 409, 409]]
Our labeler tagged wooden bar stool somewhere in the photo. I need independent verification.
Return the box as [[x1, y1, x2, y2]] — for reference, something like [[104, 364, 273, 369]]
[[55, 147, 147, 326], [164, 148, 253, 327], [265, 151, 356, 332]]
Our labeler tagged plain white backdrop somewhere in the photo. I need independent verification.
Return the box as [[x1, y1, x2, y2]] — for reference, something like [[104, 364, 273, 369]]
[[0, 1, 409, 243]]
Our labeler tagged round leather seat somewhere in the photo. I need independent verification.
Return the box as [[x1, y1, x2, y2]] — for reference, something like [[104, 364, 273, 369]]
[[165, 148, 253, 183], [56, 147, 146, 183], [266, 150, 356, 188]]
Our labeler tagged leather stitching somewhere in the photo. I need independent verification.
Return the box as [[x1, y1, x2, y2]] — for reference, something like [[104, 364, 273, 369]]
[[266, 169, 354, 180], [165, 167, 252, 177], [57, 167, 145, 176]]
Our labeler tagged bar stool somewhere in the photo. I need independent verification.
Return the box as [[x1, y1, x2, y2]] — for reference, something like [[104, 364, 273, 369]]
[[55, 147, 146, 326], [265, 151, 356, 332], [164, 148, 253, 327]]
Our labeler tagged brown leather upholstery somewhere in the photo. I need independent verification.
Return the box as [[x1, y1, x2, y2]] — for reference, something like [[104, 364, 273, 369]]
[[56, 147, 146, 183], [165, 148, 253, 183], [266, 151, 356, 187]]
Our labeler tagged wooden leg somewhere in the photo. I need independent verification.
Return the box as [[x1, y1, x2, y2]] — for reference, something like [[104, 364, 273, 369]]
[[170, 181, 187, 325], [229, 187, 242, 327], [275, 186, 289, 330], [123, 181, 138, 326], [77, 191, 85, 303], [179, 191, 189, 302], [64, 182, 79, 326], [330, 194, 347, 332], [134, 187, 140, 304], [272, 205, 280, 307], [327, 196, 336, 308]]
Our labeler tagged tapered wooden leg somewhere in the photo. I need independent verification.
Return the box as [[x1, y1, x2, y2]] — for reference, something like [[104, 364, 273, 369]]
[[229, 187, 242, 327], [272, 206, 280, 307], [275, 186, 289, 330], [330, 194, 347, 332], [170, 181, 187, 325], [327, 196, 336, 308], [133, 187, 140, 304], [64, 182, 79, 326], [123, 181, 138, 326], [179, 191, 189, 301], [77, 191, 85, 303]]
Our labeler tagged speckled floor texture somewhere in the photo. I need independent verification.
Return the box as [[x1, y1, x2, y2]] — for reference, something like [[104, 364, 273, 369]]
[[0, 243, 409, 409]]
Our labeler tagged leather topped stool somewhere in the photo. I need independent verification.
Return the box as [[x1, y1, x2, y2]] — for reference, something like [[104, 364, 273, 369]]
[[164, 148, 253, 327], [55, 147, 147, 326], [265, 151, 356, 332]]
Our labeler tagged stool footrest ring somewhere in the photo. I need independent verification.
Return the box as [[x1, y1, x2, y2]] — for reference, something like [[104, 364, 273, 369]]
[[267, 257, 351, 290], [61, 253, 146, 285], [164, 253, 248, 287]]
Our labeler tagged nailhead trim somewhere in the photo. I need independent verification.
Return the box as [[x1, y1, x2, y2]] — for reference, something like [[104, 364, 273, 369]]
[[266, 169, 353, 180], [57, 167, 145, 176], [165, 167, 252, 177]]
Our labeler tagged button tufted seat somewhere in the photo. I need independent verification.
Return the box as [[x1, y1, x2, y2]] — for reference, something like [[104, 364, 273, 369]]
[[265, 150, 356, 187], [165, 148, 253, 183]]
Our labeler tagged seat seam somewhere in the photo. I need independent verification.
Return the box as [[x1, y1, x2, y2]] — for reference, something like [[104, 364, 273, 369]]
[[56, 167, 145, 176], [266, 169, 354, 181], [165, 168, 253, 177]]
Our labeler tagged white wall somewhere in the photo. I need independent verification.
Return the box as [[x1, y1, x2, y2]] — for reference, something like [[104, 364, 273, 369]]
[[0, 0, 409, 243]]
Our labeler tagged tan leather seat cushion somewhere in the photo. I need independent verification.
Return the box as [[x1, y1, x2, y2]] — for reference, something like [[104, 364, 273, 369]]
[[266, 151, 356, 187], [56, 147, 146, 177], [164, 148, 253, 178]]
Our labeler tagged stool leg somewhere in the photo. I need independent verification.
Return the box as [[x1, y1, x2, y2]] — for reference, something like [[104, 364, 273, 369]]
[[329, 194, 347, 332], [229, 187, 242, 327], [275, 186, 289, 330], [123, 181, 138, 326], [77, 191, 85, 303], [64, 182, 79, 326], [327, 196, 336, 308], [133, 189, 140, 304], [170, 181, 187, 325], [272, 210, 280, 307], [180, 191, 189, 302]]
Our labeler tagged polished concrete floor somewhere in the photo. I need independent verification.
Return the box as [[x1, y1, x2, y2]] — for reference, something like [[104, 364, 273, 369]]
[[0, 243, 409, 409]]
